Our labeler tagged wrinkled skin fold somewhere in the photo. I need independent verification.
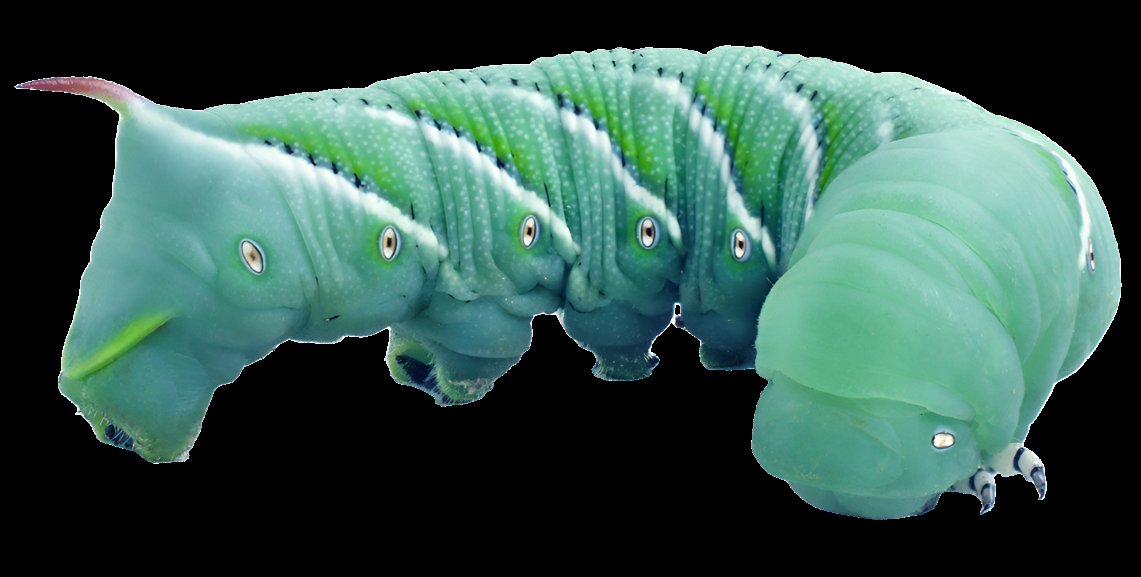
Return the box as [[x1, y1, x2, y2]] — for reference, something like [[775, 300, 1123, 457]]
[[58, 103, 314, 461], [752, 129, 1119, 518]]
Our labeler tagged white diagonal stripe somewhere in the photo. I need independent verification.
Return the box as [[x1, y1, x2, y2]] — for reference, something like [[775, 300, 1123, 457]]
[[652, 77, 776, 268], [369, 108, 579, 254], [133, 103, 447, 259], [781, 90, 823, 226], [1008, 129, 1093, 271], [1059, 154, 1094, 271], [557, 107, 684, 249], [491, 85, 683, 250]]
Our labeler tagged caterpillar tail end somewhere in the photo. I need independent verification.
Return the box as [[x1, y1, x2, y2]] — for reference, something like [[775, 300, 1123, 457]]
[[16, 76, 148, 114]]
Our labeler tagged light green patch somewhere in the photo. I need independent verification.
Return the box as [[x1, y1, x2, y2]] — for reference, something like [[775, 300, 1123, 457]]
[[239, 122, 411, 205], [695, 77, 713, 100], [405, 97, 514, 168], [817, 100, 843, 189], [63, 312, 171, 380]]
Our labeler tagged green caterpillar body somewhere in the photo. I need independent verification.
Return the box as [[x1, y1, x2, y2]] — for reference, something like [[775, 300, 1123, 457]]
[[33, 46, 1119, 518]]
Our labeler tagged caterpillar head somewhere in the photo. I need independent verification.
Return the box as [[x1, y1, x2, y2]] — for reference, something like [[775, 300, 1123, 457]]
[[32, 78, 428, 461], [752, 374, 982, 518]]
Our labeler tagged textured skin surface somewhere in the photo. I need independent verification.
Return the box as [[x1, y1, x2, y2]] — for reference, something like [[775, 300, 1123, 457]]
[[35, 46, 1118, 517]]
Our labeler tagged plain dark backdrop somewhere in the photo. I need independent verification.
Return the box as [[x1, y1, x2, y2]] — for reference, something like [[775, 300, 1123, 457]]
[[11, 13, 1127, 545]]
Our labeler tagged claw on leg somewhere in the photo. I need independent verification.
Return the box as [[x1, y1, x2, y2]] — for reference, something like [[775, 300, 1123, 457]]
[[986, 443, 1047, 500], [1013, 447, 1048, 500], [978, 479, 996, 515], [1029, 467, 1047, 500], [950, 444, 1048, 514], [953, 469, 997, 515]]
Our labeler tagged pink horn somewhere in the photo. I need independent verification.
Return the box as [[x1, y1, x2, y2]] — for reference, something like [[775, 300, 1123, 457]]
[[15, 77, 149, 114]]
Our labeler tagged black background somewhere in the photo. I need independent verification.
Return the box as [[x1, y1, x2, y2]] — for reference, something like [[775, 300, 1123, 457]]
[[11, 13, 1128, 545]]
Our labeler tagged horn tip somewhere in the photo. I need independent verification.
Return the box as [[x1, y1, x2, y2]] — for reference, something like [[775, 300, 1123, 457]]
[[15, 76, 147, 113]]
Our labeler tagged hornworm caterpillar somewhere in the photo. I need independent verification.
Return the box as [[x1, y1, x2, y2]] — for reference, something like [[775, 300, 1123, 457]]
[[26, 46, 1119, 519]]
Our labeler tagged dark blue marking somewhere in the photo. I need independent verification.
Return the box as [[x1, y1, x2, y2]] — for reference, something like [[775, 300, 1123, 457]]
[[1013, 447, 1026, 473], [104, 424, 134, 451], [396, 354, 440, 395], [916, 494, 940, 516]]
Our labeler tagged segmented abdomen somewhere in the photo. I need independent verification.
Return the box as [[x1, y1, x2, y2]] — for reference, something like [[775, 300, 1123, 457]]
[[368, 49, 857, 311], [221, 47, 1009, 355]]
